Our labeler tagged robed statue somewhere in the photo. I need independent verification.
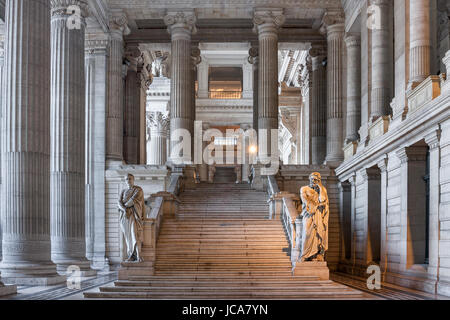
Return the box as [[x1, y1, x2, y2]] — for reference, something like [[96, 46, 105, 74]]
[[299, 172, 329, 262], [118, 174, 145, 262]]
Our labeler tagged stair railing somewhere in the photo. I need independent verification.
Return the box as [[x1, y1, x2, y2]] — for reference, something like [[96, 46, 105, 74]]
[[266, 176, 303, 271], [141, 174, 183, 264]]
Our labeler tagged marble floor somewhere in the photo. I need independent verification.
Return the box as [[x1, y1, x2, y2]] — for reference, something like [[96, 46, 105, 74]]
[[1, 271, 448, 300]]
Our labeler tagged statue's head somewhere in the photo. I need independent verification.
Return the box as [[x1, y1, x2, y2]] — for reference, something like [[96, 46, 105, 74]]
[[309, 172, 321, 186], [126, 174, 135, 188]]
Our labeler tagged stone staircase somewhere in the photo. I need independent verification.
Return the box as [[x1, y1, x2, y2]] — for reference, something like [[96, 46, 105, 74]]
[[84, 171, 365, 299]]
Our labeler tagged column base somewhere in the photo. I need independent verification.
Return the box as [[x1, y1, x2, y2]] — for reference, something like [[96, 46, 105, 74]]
[[118, 261, 154, 280], [0, 283, 17, 297], [0, 262, 66, 286], [54, 259, 98, 277], [293, 261, 330, 280], [92, 257, 111, 272]]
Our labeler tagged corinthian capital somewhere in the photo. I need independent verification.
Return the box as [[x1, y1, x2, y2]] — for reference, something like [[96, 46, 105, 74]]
[[164, 11, 197, 36], [51, 0, 89, 18], [253, 9, 285, 35], [147, 112, 170, 132], [322, 10, 345, 27], [110, 11, 131, 36]]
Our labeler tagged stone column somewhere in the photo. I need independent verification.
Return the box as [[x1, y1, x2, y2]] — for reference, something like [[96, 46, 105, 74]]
[[85, 39, 110, 270], [424, 129, 441, 282], [322, 11, 345, 165], [0, 33, 4, 260], [147, 112, 170, 165], [370, 0, 393, 120], [248, 46, 259, 132], [377, 157, 389, 274], [123, 46, 142, 165], [50, 0, 95, 276], [0, 0, 65, 285], [197, 57, 209, 99], [309, 45, 327, 165], [408, 0, 431, 89], [106, 14, 129, 164], [164, 11, 197, 165], [345, 34, 361, 143], [191, 44, 201, 158], [253, 9, 285, 160], [396, 146, 429, 269]]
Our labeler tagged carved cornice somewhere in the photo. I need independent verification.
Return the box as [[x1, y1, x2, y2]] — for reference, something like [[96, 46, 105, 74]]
[[50, 0, 89, 18]]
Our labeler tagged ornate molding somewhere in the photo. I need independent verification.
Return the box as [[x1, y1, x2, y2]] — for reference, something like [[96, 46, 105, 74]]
[[147, 112, 170, 132], [85, 39, 109, 55], [248, 47, 259, 65]]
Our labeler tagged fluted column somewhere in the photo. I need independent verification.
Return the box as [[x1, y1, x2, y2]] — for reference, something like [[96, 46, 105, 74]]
[[123, 46, 142, 165], [309, 45, 327, 165], [106, 14, 129, 163], [1, 0, 65, 285], [191, 44, 201, 158], [253, 9, 285, 159], [408, 0, 431, 89], [370, 0, 393, 120], [0, 35, 4, 260], [147, 112, 170, 165], [50, 0, 95, 276], [248, 46, 259, 132], [345, 34, 361, 143], [322, 11, 345, 165], [164, 11, 196, 165], [84, 39, 109, 270]]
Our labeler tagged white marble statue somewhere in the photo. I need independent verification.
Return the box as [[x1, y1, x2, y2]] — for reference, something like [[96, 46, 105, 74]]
[[118, 174, 145, 262], [151, 55, 168, 78], [299, 172, 329, 262]]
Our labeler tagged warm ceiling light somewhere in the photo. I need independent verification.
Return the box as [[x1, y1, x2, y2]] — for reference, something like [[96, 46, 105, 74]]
[[249, 145, 257, 154]]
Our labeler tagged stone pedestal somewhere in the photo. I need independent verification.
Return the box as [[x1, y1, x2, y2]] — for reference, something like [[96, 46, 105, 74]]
[[293, 262, 330, 280], [0, 0, 65, 286], [118, 262, 154, 280]]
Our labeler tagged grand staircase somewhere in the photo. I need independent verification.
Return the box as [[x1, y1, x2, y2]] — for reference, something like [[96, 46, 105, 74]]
[[84, 168, 365, 299]]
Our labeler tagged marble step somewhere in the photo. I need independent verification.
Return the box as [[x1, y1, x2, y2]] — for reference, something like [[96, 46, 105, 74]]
[[84, 290, 364, 299]]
